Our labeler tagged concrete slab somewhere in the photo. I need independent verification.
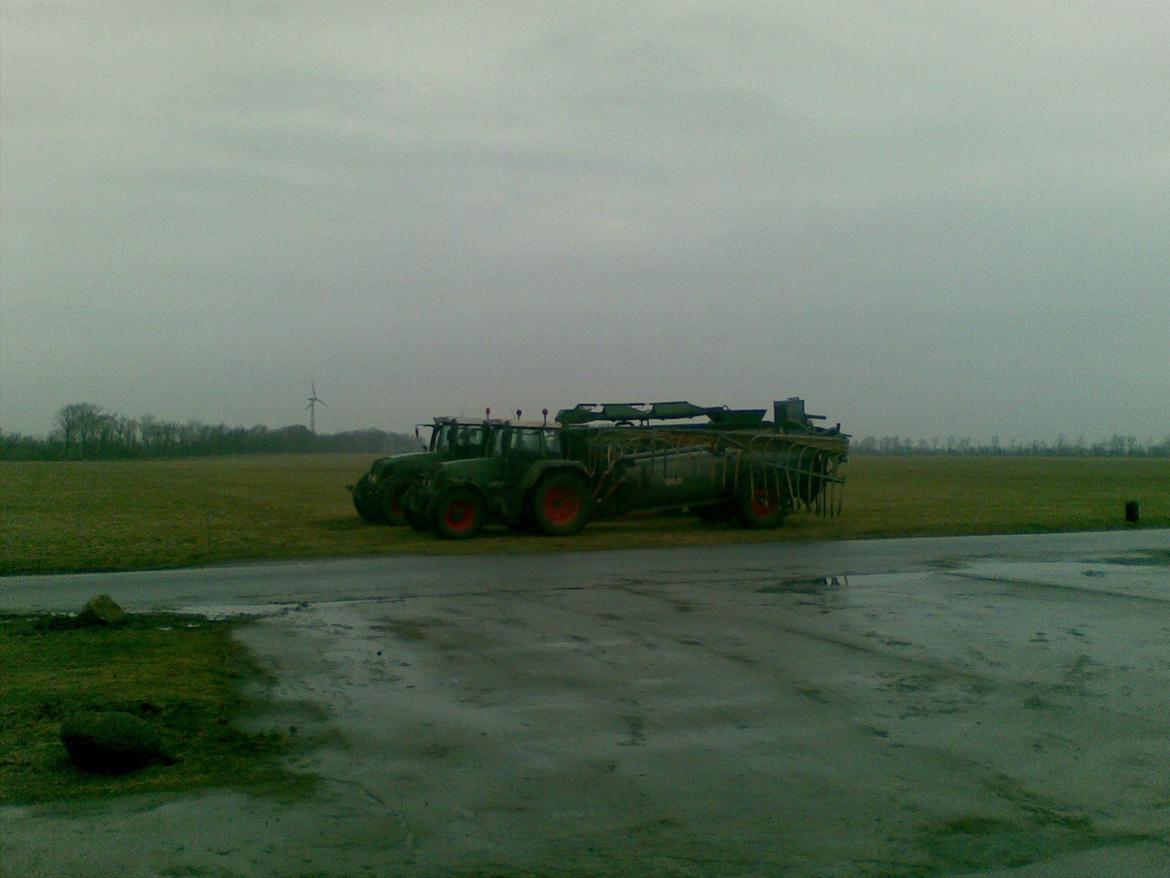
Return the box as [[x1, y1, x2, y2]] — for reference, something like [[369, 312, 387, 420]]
[[2, 534, 1168, 876]]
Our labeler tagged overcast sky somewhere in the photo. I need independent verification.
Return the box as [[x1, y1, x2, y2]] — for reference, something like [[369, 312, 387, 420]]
[[2, 1, 1167, 443]]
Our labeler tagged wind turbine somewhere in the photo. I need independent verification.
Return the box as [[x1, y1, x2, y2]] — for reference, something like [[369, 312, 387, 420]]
[[306, 381, 327, 433]]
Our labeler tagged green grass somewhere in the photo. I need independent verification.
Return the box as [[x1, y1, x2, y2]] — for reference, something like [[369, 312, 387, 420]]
[[1, 454, 1167, 575], [0, 611, 305, 803]]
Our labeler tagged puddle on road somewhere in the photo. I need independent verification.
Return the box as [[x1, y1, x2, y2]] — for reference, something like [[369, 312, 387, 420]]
[[905, 812, 1125, 875], [371, 617, 450, 642], [946, 561, 1170, 603], [178, 598, 394, 621], [177, 602, 290, 620], [757, 575, 849, 595], [1096, 549, 1170, 567], [749, 557, 1169, 604]]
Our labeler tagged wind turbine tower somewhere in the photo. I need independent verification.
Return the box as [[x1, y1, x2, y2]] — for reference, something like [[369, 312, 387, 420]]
[[306, 381, 327, 433]]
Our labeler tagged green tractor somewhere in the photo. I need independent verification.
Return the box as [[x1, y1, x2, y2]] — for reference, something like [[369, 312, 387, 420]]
[[347, 417, 497, 525], [404, 417, 592, 539]]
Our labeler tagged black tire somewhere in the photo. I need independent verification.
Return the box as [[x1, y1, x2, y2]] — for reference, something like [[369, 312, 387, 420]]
[[530, 472, 591, 536], [432, 487, 485, 540], [399, 486, 430, 531], [405, 501, 429, 531], [737, 479, 789, 529], [351, 474, 383, 523], [375, 483, 408, 527]]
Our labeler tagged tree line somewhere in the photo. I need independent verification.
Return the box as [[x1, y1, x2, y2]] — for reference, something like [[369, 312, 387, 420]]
[[850, 433, 1170, 457], [0, 402, 420, 461], [2, 402, 1165, 461]]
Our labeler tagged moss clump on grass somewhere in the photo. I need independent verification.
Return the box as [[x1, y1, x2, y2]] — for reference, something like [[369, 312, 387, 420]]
[[0, 611, 307, 803], [60, 710, 169, 773]]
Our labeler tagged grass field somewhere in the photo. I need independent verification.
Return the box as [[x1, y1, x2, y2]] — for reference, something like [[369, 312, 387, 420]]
[[2, 454, 1167, 575]]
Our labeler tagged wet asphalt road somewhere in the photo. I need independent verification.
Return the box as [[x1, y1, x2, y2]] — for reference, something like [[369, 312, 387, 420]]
[[1, 529, 1167, 615], [2, 530, 1169, 878]]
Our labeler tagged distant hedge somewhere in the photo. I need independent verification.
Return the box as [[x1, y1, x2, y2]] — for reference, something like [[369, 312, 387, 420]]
[[0, 403, 420, 461]]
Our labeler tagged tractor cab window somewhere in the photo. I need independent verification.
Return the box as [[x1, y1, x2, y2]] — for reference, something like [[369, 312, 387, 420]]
[[455, 425, 484, 450], [510, 428, 543, 454], [509, 427, 561, 458], [491, 428, 507, 456]]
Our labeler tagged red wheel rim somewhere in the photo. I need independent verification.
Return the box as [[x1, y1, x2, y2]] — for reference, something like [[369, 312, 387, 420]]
[[750, 487, 778, 518], [542, 485, 581, 527], [444, 499, 477, 532]]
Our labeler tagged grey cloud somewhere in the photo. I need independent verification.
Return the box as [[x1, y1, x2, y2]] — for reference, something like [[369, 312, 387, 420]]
[[1, 1, 1167, 442]]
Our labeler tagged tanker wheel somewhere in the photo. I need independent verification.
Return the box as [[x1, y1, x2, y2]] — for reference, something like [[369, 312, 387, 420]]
[[376, 484, 408, 527], [531, 472, 591, 536], [351, 474, 383, 523], [737, 482, 789, 529], [432, 488, 485, 540]]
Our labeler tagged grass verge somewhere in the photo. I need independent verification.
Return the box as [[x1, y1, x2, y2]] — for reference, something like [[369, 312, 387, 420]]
[[0, 611, 306, 804]]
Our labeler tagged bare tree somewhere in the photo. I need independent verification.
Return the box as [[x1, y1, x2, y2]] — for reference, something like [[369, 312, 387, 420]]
[[54, 402, 105, 458]]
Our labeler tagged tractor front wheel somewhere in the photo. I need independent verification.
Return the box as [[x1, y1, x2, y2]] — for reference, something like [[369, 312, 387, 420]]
[[404, 501, 428, 531], [351, 474, 383, 523], [400, 487, 430, 530], [376, 484, 408, 526], [531, 472, 591, 536], [432, 488, 485, 540]]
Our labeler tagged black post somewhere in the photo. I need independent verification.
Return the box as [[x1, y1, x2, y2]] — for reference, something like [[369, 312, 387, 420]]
[[1125, 501, 1140, 523]]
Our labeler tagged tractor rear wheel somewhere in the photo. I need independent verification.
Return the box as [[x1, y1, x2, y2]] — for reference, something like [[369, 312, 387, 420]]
[[432, 487, 485, 540], [737, 480, 789, 529], [531, 472, 591, 536]]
